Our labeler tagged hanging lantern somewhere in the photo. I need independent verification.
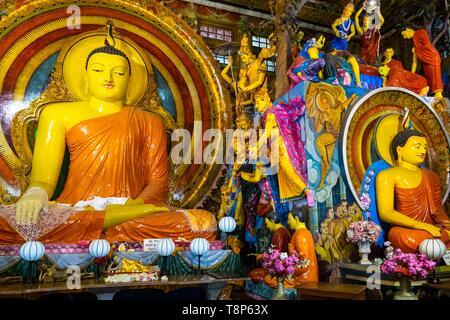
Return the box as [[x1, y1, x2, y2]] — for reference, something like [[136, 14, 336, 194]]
[[19, 241, 45, 262], [89, 239, 111, 258], [219, 217, 236, 233], [157, 238, 175, 257], [189, 238, 210, 256], [419, 239, 446, 260]]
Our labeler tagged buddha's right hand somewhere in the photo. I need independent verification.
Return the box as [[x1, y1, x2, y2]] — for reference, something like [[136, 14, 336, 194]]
[[415, 222, 441, 237], [15, 187, 48, 225]]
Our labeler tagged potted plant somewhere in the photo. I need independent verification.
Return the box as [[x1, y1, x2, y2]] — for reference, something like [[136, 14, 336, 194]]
[[346, 220, 381, 264], [261, 246, 309, 300], [380, 246, 436, 300]]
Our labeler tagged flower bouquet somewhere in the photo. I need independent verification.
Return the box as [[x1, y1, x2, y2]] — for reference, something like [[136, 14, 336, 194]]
[[379, 246, 436, 300], [261, 246, 309, 300], [346, 220, 381, 264], [380, 247, 436, 280]]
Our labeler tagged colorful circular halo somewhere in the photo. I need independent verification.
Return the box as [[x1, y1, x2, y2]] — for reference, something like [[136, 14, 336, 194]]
[[340, 87, 450, 208]]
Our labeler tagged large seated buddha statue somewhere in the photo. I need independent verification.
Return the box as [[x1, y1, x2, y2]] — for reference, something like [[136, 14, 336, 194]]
[[376, 129, 450, 253], [0, 27, 216, 244]]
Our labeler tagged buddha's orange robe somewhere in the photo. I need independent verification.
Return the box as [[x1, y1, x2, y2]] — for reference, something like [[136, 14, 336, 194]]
[[413, 29, 443, 94], [388, 169, 450, 253], [264, 227, 318, 288], [0, 107, 216, 244]]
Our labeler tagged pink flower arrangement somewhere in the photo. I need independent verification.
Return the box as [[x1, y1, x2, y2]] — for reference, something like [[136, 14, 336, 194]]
[[380, 248, 436, 280], [346, 220, 381, 244], [261, 246, 309, 277]]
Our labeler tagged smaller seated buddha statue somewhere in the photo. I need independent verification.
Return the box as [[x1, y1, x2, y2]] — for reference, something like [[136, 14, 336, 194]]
[[401, 27, 444, 98], [376, 129, 450, 253], [248, 212, 291, 283], [263, 212, 318, 288], [379, 47, 429, 96]]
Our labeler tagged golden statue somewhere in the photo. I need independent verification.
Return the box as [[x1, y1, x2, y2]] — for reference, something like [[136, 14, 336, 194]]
[[0, 25, 216, 244], [221, 34, 275, 129], [376, 128, 450, 253]]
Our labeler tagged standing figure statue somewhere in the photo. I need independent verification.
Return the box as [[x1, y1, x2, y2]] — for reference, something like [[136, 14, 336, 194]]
[[330, 2, 362, 87], [401, 27, 444, 98], [355, 4, 384, 65], [252, 96, 314, 224]]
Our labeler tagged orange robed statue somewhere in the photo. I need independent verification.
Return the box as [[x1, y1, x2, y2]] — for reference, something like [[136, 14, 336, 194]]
[[0, 27, 216, 244], [263, 212, 318, 288], [401, 27, 443, 98]]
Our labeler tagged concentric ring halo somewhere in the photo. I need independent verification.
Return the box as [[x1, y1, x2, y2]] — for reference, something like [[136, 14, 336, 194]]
[[61, 30, 149, 105]]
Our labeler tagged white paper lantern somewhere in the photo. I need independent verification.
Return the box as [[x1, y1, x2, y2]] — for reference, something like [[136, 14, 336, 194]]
[[89, 239, 110, 258], [157, 238, 175, 257], [189, 238, 210, 256], [419, 239, 446, 260], [19, 241, 45, 262], [219, 217, 236, 233]]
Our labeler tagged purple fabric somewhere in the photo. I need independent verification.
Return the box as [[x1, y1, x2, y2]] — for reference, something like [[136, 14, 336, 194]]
[[262, 96, 307, 181]]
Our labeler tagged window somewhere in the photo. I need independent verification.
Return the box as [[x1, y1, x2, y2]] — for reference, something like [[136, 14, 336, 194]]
[[252, 36, 270, 49], [214, 54, 228, 65], [200, 25, 232, 42], [266, 60, 275, 72]]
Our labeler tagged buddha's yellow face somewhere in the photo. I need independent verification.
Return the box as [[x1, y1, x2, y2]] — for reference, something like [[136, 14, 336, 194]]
[[397, 136, 427, 166], [401, 28, 414, 39], [384, 48, 394, 59], [86, 52, 130, 102], [317, 35, 325, 49]]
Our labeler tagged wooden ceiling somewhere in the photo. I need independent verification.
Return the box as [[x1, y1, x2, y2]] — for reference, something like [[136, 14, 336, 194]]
[[213, 0, 431, 33]]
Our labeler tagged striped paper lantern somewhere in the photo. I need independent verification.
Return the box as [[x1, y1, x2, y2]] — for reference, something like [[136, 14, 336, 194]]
[[89, 240, 110, 258], [419, 239, 446, 260], [189, 238, 210, 256], [219, 217, 236, 233], [156, 238, 175, 257], [19, 241, 45, 262]]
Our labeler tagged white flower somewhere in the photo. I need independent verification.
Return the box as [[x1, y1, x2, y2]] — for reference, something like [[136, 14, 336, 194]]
[[280, 252, 288, 260]]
